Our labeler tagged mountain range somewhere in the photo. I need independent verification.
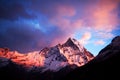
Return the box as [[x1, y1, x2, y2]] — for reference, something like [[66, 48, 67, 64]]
[[0, 38, 94, 80], [0, 36, 120, 80]]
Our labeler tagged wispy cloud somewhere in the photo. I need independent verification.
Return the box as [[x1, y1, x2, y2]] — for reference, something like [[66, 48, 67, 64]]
[[80, 32, 91, 45], [95, 40, 105, 45]]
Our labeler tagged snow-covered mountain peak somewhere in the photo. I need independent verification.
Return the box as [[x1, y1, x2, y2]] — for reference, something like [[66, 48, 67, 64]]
[[0, 38, 94, 72], [63, 38, 84, 52], [64, 38, 78, 46]]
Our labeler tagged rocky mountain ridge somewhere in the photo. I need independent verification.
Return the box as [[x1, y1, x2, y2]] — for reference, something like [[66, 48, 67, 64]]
[[0, 38, 94, 72], [60, 36, 120, 80]]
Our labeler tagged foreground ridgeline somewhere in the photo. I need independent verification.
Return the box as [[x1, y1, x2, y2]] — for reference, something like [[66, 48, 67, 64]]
[[0, 38, 94, 80]]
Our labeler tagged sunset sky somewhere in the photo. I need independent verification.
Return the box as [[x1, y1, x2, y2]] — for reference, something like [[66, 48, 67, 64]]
[[0, 0, 120, 55]]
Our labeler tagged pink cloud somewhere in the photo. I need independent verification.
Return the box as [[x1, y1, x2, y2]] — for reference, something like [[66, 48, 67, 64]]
[[95, 40, 105, 45], [50, 0, 119, 32], [31, 0, 120, 48], [1, 0, 119, 53], [56, 5, 76, 17], [85, 0, 120, 32], [25, 0, 120, 55], [96, 31, 114, 39], [80, 32, 91, 45]]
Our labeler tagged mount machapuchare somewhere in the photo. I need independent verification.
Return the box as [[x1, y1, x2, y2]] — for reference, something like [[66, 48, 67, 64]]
[[60, 36, 120, 80], [0, 38, 94, 80]]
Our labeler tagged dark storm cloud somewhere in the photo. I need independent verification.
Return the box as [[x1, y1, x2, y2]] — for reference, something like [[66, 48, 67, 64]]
[[0, 0, 36, 21], [0, 19, 66, 52], [0, 21, 42, 52], [0, 0, 75, 52]]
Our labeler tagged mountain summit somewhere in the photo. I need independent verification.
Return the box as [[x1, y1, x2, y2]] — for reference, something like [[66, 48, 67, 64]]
[[61, 36, 120, 80], [0, 38, 94, 72]]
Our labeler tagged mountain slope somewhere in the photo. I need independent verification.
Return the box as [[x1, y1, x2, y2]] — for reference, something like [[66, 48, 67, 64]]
[[0, 38, 94, 80], [61, 36, 120, 80]]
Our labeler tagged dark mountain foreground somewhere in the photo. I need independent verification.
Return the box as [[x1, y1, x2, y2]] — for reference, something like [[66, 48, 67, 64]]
[[60, 36, 120, 80]]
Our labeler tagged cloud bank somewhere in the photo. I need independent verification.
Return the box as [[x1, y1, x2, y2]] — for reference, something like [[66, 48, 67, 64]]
[[0, 0, 119, 52]]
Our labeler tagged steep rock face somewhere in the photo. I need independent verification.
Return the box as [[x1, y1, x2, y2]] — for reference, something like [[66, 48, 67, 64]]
[[59, 38, 93, 66], [0, 38, 94, 72]]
